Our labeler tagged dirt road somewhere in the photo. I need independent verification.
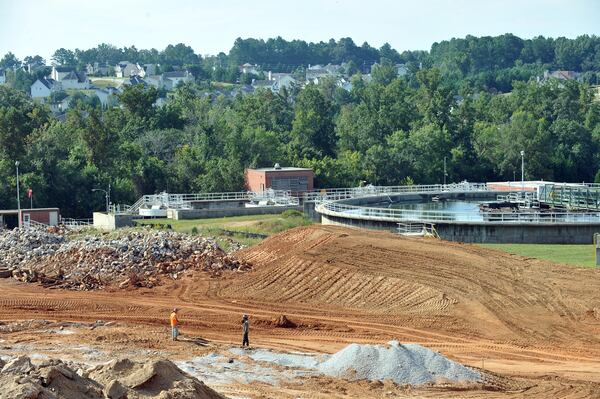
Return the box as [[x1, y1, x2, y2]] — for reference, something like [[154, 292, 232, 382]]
[[1, 225, 599, 397]]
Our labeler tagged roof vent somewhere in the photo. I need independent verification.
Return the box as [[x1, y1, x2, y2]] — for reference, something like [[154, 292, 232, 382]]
[[274, 163, 281, 170]]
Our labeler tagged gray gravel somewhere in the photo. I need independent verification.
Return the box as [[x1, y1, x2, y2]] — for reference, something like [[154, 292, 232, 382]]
[[318, 340, 480, 384]]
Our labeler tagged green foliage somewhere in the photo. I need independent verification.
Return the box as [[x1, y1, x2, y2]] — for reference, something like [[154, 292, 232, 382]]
[[1, 34, 600, 219]]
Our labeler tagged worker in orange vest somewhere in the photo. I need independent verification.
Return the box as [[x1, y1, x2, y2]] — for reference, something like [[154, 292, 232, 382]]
[[170, 308, 179, 341]]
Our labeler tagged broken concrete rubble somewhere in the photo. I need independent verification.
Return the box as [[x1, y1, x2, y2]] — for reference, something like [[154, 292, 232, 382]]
[[0, 228, 251, 290]]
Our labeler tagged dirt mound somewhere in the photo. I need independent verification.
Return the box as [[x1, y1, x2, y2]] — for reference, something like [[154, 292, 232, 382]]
[[0, 228, 251, 290], [0, 356, 225, 399], [227, 225, 600, 345]]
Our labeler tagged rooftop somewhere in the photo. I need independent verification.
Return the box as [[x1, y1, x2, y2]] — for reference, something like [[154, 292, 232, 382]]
[[250, 167, 313, 172]]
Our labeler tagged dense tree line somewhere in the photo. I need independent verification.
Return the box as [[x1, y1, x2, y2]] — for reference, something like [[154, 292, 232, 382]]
[[1, 64, 599, 217]]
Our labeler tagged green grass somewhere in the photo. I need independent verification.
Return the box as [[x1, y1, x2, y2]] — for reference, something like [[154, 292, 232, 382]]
[[135, 211, 312, 249], [479, 243, 597, 268]]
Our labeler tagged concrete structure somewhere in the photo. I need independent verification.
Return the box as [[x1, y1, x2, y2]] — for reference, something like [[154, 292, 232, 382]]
[[0, 208, 60, 229], [315, 189, 600, 244], [245, 165, 314, 195], [93, 212, 139, 230], [168, 205, 302, 220]]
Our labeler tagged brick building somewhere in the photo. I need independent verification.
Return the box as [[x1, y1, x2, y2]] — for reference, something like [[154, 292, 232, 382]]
[[0, 208, 61, 229], [245, 164, 314, 195]]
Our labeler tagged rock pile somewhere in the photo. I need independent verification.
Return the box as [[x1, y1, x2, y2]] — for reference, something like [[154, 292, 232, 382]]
[[0, 356, 226, 399], [0, 229, 251, 290]]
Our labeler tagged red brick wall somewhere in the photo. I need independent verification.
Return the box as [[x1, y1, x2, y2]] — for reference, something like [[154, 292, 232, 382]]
[[245, 169, 314, 194], [245, 169, 268, 192], [21, 209, 60, 225]]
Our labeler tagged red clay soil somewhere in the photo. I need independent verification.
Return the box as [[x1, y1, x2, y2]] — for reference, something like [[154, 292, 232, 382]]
[[0, 225, 599, 398]]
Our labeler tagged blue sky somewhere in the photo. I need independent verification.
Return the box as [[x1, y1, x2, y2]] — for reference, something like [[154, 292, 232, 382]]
[[1, 0, 599, 61]]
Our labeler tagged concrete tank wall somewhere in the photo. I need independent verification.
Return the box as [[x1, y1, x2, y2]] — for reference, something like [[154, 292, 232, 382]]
[[170, 206, 302, 220], [321, 214, 600, 244]]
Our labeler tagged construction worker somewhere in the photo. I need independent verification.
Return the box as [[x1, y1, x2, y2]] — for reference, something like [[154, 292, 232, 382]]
[[170, 308, 179, 341], [242, 314, 250, 348]]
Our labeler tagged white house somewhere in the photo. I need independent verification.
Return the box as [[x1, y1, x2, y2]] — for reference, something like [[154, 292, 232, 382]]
[[115, 61, 145, 78], [94, 87, 119, 108], [395, 63, 408, 77], [162, 70, 193, 90], [239, 63, 261, 75], [272, 75, 297, 93], [60, 70, 90, 90], [86, 62, 109, 76], [31, 77, 58, 99], [145, 75, 164, 89], [51, 66, 73, 81]]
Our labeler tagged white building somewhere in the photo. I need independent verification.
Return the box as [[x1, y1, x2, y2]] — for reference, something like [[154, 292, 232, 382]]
[[163, 70, 193, 90], [0, 68, 6, 85], [31, 77, 58, 99], [94, 87, 120, 108], [115, 61, 145, 78]]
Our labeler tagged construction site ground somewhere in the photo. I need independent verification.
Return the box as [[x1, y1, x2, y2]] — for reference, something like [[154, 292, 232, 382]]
[[1, 225, 599, 398]]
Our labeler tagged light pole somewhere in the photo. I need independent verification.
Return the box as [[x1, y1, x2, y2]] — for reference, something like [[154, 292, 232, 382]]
[[15, 161, 21, 229], [520, 150, 525, 192], [92, 183, 111, 213], [443, 156, 448, 187]]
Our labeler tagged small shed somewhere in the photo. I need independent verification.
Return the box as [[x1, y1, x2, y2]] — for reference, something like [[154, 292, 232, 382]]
[[0, 208, 61, 229], [245, 164, 314, 195]]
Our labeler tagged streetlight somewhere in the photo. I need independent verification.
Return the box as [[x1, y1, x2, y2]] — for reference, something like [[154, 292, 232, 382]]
[[520, 150, 525, 192], [92, 183, 111, 213], [443, 156, 448, 187], [15, 161, 21, 229]]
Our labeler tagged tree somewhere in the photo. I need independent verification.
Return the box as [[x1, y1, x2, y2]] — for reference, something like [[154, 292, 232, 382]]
[[289, 84, 335, 159], [51, 48, 77, 65], [0, 52, 20, 69]]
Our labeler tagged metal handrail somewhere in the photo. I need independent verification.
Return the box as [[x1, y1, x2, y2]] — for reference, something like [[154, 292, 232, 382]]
[[316, 201, 600, 224], [304, 183, 490, 202]]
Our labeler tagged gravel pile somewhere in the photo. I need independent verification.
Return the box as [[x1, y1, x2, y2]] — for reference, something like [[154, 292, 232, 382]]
[[0, 228, 251, 290], [317, 340, 480, 385]]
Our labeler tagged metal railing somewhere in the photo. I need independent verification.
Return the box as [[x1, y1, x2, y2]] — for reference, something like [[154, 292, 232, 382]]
[[62, 218, 93, 227], [316, 200, 600, 224], [397, 222, 440, 238], [304, 183, 490, 202]]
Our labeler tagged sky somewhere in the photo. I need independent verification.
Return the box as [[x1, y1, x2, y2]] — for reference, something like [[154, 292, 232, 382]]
[[1, 0, 599, 61]]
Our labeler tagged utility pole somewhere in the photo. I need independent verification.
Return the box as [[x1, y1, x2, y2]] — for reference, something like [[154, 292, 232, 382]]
[[15, 161, 21, 229], [443, 157, 447, 187], [520, 150, 525, 192]]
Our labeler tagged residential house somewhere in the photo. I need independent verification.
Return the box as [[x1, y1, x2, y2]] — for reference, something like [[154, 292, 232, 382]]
[[86, 62, 110, 76], [145, 75, 164, 89], [337, 78, 353, 92], [306, 64, 341, 84], [50, 96, 71, 113], [31, 77, 58, 99], [272, 75, 297, 93], [143, 64, 158, 76], [115, 61, 145, 78], [50, 66, 89, 89], [543, 70, 581, 81], [162, 70, 193, 90], [51, 66, 75, 81], [94, 87, 120, 108], [239, 63, 261, 75], [25, 61, 47, 74], [120, 75, 148, 88], [251, 79, 275, 91], [395, 63, 408, 77], [252, 75, 297, 93], [60, 70, 90, 90], [0, 68, 6, 85]]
